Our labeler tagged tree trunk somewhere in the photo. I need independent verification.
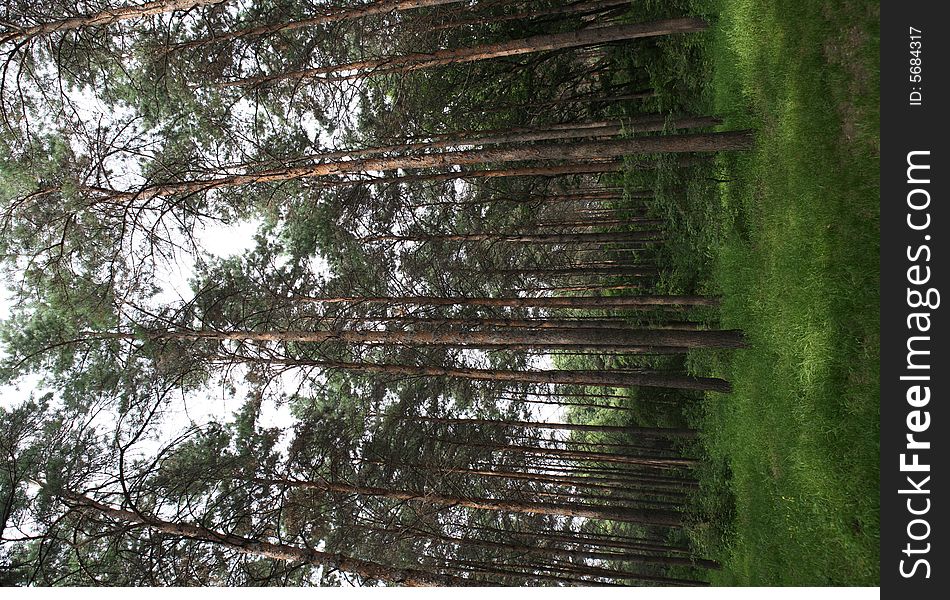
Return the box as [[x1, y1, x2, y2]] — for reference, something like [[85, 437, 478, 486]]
[[517, 284, 649, 293], [357, 159, 627, 185], [82, 130, 752, 202], [366, 461, 691, 501], [299, 293, 721, 309], [115, 325, 744, 350], [394, 415, 697, 438], [271, 118, 639, 167], [1, 0, 224, 43], [362, 231, 664, 244], [398, 115, 721, 151], [534, 218, 665, 229], [254, 477, 683, 526], [440, 439, 699, 469], [480, 266, 658, 277], [433, 556, 608, 586], [454, 523, 693, 556], [363, 524, 717, 570], [334, 314, 649, 332], [219, 18, 709, 87], [540, 463, 699, 487], [411, 190, 634, 208], [161, 0, 466, 54], [237, 357, 733, 393], [536, 558, 706, 586]]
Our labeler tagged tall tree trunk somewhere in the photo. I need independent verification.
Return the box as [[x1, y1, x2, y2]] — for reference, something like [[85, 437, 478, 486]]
[[362, 231, 664, 244], [276, 118, 646, 167], [367, 461, 691, 501], [471, 266, 658, 277], [78, 130, 752, 202], [112, 325, 744, 350], [363, 523, 717, 570], [1, 0, 224, 43], [438, 438, 699, 469], [503, 397, 650, 412], [252, 477, 683, 526], [463, 343, 691, 353], [219, 18, 709, 87], [334, 315, 646, 331], [453, 522, 693, 556], [538, 463, 700, 487], [161, 0, 466, 54], [299, 293, 721, 309], [326, 153, 704, 187], [230, 357, 733, 392], [432, 556, 608, 586], [359, 159, 627, 185], [411, 188, 644, 207], [517, 284, 649, 293], [393, 415, 697, 438], [536, 557, 707, 586], [534, 218, 665, 229], [400, 115, 721, 151]]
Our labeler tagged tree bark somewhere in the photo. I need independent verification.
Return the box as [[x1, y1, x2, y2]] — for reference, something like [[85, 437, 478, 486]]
[[333, 314, 650, 332], [161, 0, 465, 54], [394, 415, 697, 438], [1, 0, 225, 43], [516, 284, 649, 293], [254, 477, 683, 526], [236, 357, 733, 393], [111, 325, 744, 350], [365, 460, 691, 501], [362, 231, 664, 244], [479, 266, 658, 277], [534, 218, 665, 229], [81, 130, 752, 202], [362, 523, 717, 570], [219, 18, 709, 87], [410, 188, 643, 207], [440, 439, 699, 469], [454, 523, 693, 556], [299, 293, 721, 309], [398, 115, 721, 151]]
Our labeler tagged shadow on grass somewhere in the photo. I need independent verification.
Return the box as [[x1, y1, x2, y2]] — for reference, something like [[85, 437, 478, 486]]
[[607, 0, 879, 586], [695, 0, 879, 586]]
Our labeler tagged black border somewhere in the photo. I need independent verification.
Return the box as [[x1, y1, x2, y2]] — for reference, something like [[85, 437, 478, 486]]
[[881, 0, 946, 594]]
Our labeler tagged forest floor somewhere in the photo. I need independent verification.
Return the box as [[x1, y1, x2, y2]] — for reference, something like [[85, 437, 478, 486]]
[[605, 0, 880, 586], [687, 0, 880, 585]]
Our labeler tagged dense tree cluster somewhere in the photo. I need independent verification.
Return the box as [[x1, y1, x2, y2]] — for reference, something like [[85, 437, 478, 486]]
[[0, 0, 749, 586]]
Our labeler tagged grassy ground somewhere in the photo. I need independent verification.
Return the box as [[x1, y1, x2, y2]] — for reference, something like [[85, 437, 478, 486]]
[[608, 0, 880, 586], [692, 0, 880, 585]]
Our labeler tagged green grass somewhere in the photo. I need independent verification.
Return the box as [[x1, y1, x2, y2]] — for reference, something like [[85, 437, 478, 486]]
[[580, 0, 879, 584], [683, 0, 881, 585]]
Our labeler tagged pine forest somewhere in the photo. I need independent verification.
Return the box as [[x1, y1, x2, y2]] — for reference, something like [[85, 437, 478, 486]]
[[0, 0, 881, 587]]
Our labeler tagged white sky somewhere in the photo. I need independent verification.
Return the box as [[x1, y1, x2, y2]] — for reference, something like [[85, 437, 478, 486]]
[[0, 218, 288, 424]]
